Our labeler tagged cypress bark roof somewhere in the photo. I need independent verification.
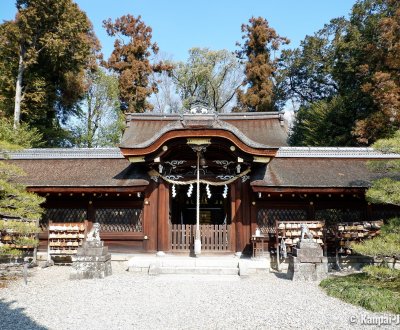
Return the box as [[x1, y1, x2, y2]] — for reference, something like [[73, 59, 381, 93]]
[[120, 112, 288, 149]]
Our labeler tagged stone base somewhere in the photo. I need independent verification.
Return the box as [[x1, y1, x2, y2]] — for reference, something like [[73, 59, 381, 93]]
[[288, 242, 328, 281], [288, 256, 328, 281], [70, 241, 112, 280]]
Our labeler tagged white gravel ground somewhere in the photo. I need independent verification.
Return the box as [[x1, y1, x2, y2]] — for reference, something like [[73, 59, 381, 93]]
[[0, 262, 398, 330]]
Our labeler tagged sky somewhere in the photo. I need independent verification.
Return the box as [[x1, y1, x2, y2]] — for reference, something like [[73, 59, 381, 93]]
[[0, 0, 356, 62]]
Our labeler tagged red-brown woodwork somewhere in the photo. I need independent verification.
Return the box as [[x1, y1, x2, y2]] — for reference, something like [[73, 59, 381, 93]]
[[27, 186, 147, 194], [234, 180, 243, 252], [241, 180, 251, 253], [143, 181, 158, 252], [251, 186, 366, 194], [229, 183, 236, 252], [157, 180, 170, 251]]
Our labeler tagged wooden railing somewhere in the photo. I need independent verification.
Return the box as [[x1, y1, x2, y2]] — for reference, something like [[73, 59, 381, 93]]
[[171, 224, 231, 251]]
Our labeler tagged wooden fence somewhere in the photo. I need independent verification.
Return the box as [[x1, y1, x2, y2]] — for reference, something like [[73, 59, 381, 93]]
[[171, 224, 231, 251]]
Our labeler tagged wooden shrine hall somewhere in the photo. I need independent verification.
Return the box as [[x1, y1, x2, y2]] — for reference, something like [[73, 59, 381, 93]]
[[5, 110, 400, 256]]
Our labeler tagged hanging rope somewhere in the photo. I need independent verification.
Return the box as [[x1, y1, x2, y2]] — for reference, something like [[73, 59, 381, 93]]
[[148, 168, 251, 186]]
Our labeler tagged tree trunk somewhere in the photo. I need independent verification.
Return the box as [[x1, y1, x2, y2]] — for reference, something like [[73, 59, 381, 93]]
[[14, 53, 24, 129]]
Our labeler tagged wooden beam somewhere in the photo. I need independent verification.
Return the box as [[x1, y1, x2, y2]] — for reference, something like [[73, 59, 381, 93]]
[[251, 187, 366, 194], [27, 186, 148, 194]]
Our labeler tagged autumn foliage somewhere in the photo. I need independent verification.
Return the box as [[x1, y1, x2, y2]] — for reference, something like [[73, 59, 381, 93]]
[[103, 15, 172, 113], [236, 17, 289, 112]]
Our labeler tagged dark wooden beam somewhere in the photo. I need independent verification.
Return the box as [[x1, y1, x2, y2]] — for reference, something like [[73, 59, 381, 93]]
[[251, 186, 366, 194], [27, 186, 148, 194]]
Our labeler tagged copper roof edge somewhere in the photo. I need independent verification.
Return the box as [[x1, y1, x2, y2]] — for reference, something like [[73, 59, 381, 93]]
[[276, 147, 400, 159], [3, 148, 124, 160], [125, 111, 283, 121]]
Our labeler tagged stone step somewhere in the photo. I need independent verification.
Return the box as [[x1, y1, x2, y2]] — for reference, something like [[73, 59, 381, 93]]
[[155, 266, 239, 276]]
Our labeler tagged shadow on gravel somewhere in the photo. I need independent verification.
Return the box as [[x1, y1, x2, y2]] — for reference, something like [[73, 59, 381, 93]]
[[272, 272, 291, 280], [0, 299, 47, 330]]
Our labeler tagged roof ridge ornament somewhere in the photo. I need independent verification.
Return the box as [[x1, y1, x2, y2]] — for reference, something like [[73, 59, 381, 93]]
[[188, 101, 211, 114]]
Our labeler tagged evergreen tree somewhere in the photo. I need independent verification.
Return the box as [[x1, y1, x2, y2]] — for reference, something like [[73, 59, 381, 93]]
[[284, 0, 400, 146], [236, 17, 289, 112], [0, 0, 100, 146], [352, 132, 400, 273], [0, 119, 44, 259]]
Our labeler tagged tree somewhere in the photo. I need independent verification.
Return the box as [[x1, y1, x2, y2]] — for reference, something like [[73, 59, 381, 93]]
[[148, 52, 181, 113], [277, 19, 347, 107], [103, 15, 171, 113], [288, 96, 357, 146], [69, 68, 123, 147], [0, 120, 44, 260], [283, 0, 400, 146], [351, 132, 400, 273], [171, 48, 243, 112], [0, 0, 99, 145], [347, 0, 400, 144], [236, 17, 289, 112]]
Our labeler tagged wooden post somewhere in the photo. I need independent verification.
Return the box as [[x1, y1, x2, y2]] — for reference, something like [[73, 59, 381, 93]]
[[157, 180, 170, 252], [143, 181, 158, 252], [241, 180, 251, 254], [234, 180, 243, 253], [230, 183, 236, 252]]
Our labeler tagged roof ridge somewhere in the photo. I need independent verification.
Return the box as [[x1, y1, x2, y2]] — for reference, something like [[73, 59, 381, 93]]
[[276, 147, 400, 158], [4, 148, 124, 160]]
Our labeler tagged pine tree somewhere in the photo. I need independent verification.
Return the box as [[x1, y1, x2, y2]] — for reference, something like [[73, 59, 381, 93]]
[[352, 132, 400, 273], [0, 119, 44, 260]]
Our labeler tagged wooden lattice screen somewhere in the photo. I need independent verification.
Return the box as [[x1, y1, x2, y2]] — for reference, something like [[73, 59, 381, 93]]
[[257, 209, 307, 234], [95, 208, 143, 232], [41, 208, 87, 229]]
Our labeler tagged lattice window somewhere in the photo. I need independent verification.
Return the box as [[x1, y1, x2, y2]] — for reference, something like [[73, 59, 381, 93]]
[[41, 208, 87, 229], [95, 208, 143, 232], [257, 208, 307, 234], [315, 209, 362, 227], [372, 208, 400, 221]]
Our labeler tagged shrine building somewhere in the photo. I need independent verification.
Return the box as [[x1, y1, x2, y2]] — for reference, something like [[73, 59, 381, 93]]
[[6, 109, 400, 257]]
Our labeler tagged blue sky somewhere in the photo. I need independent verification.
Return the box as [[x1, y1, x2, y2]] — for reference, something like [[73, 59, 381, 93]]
[[1, 0, 356, 61]]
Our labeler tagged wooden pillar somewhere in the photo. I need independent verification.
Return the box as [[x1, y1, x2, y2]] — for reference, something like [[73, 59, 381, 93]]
[[250, 194, 257, 236], [143, 181, 158, 252], [229, 183, 236, 252], [241, 180, 251, 254], [234, 180, 243, 252], [157, 180, 170, 252]]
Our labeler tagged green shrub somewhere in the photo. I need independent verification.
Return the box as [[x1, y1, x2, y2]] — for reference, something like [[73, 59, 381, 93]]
[[320, 274, 400, 314], [363, 265, 400, 281]]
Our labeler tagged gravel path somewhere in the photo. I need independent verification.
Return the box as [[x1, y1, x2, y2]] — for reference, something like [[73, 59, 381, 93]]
[[0, 262, 398, 330]]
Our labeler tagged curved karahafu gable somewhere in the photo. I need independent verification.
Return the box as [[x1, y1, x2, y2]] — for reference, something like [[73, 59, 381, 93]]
[[119, 112, 288, 157]]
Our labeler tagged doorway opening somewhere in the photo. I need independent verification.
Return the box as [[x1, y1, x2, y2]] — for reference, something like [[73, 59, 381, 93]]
[[170, 184, 232, 251]]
